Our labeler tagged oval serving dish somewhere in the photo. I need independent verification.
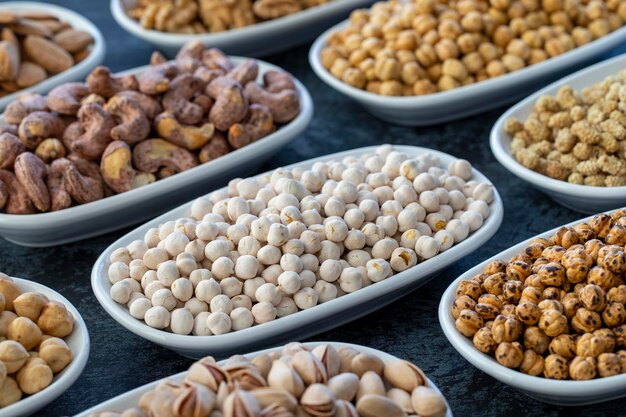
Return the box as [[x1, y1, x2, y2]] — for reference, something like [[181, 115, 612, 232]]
[[0, 2, 106, 111], [490, 52, 626, 214], [92, 145, 503, 359], [0, 58, 313, 247], [309, 19, 626, 126], [0, 277, 90, 417]]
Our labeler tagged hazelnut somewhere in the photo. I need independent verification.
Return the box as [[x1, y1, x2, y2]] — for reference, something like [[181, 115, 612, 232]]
[[39, 337, 73, 373], [12, 292, 49, 321], [0, 340, 29, 373], [0, 277, 21, 311], [37, 301, 74, 338], [494, 341, 524, 368], [0, 310, 17, 338], [16, 357, 54, 394], [0, 377, 22, 407], [7, 316, 42, 350]]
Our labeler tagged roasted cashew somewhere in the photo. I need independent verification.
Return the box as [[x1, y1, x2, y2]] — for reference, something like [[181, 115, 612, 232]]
[[245, 81, 300, 123], [0, 122, 18, 137], [138, 62, 178, 95], [100, 141, 156, 193], [192, 94, 213, 113], [193, 66, 223, 86], [115, 90, 163, 119], [202, 48, 234, 72], [0, 169, 36, 214], [14, 152, 50, 212], [0, 179, 7, 210], [162, 74, 205, 125], [150, 51, 167, 66], [18, 111, 65, 149], [199, 131, 230, 163], [58, 156, 104, 204], [132, 138, 198, 174], [0, 132, 25, 169], [175, 41, 205, 73], [227, 59, 258, 86], [46, 159, 71, 211], [35, 138, 66, 163], [105, 95, 150, 145], [4, 93, 48, 124], [228, 104, 275, 149], [71, 103, 115, 160], [47, 82, 90, 115], [61, 121, 84, 151], [206, 77, 248, 131], [264, 70, 296, 93], [155, 112, 214, 151], [81, 93, 106, 106], [86, 66, 139, 98]]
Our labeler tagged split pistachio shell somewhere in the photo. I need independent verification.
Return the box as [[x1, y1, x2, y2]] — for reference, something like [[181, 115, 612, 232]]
[[223, 389, 262, 417], [267, 360, 305, 398], [334, 399, 358, 417], [292, 350, 328, 385], [327, 372, 359, 402], [350, 353, 384, 377], [312, 344, 341, 379], [337, 347, 359, 373], [356, 394, 406, 417], [300, 383, 336, 417], [387, 388, 414, 414], [383, 360, 427, 392], [411, 386, 448, 417], [356, 371, 385, 400], [185, 357, 229, 391], [173, 383, 216, 417], [250, 387, 298, 411]]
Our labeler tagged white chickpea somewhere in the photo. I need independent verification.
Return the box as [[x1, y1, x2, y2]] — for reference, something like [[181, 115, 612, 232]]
[[109, 248, 131, 265], [463, 180, 478, 198], [318, 240, 341, 262], [207, 312, 231, 334], [203, 213, 225, 223], [228, 178, 241, 196], [126, 240, 148, 261], [276, 297, 298, 317], [236, 178, 260, 199], [468, 199, 490, 219], [278, 271, 303, 294], [342, 167, 367, 185], [210, 294, 233, 314], [437, 205, 453, 221], [231, 295, 253, 310], [238, 236, 261, 256], [415, 235, 439, 259], [171, 278, 193, 302], [280, 253, 303, 273], [324, 219, 348, 243], [190, 197, 213, 220], [346, 250, 372, 267], [448, 159, 473, 180], [144, 281, 165, 300], [282, 179, 309, 201], [189, 269, 212, 288], [110, 280, 133, 304], [170, 308, 194, 335], [301, 171, 324, 193], [376, 144, 393, 158], [319, 259, 342, 282], [212, 200, 229, 220], [446, 219, 470, 243], [244, 277, 266, 301], [156, 260, 179, 287], [195, 278, 221, 303], [434, 230, 454, 252], [236, 213, 257, 230], [392, 176, 412, 191], [261, 265, 283, 286], [309, 224, 326, 241], [321, 179, 338, 197], [287, 221, 307, 240], [126, 291, 146, 309], [220, 277, 243, 297], [256, 188, 276, 204], [413, 173, 436, 193], [193, 311, 212, 335], [453, 210, 465, 219], [256, 283, 282, 306], [419, 190, 439, 213], [300, 195, 321, 212], [339, 267, 364, 293], [248, 199, 265, 216], [329, 162, 347, 181], [283, 239, 305, 256], [359, 199, 379, 222], [108, 261, 130, 284], [373, 186, 394, 205], [272, 193, 300, 211], [194, 222, 217, 242], [185, 298, 209, 317], [299, 270, 316, 288], [176, 253, 196, 277], [473, 183, 495, 204], [293, 287, 319, 309], [425, 213, 447, 232], [460, 210, 483, 232], [365, 155, 385, 172], [448, 190, 466, 211], [397, 209, 418, 232], [362, 223, 384, 246], [298, 254, 317, 273], [129, 297, 152, 320], [257, 245, 282, 266], [380, 200, 402, 218], [204, 240, 230, 262], [344, 208, 365, 229], [280, 206, 302, 225], [185, 240, 206, 262], [415, 222, 432, 237], [251, 302, 277, 323], [230, 307, 254, 331], [428, 167, 445, 178], [227, 224, 248, 245], [151, 288, 177, 311], [145, 306, 170, 329], [376, 216, 399, 237], [324, 196, 346, 217], [394, 185, 417, 207], [390, 247, 418, 272], [367, 172, 389, 189], [267, 223, 289, 247], [301, 209, 323, 228], [144, 228, 160, 248], [366, 258, 392, 282], [400, 229, 420, 249], [334, 180, 358, 204], [312, 281, 336, 304], [208, 188, 229, 204], [142, 247, 168, 270], [235, 255, 259, 279]]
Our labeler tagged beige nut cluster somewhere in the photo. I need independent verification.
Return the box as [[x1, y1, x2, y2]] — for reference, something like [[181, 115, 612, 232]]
[[0, 10, 94, 97], [0, 40, 301, 215], [107, 144, 494, 335], [0, 273, 74, 408], [453, 210, 626, 380], [321, 0, 626, 96], [87, 342, 448, 417], [128, 0, 332, 34], [505, 69, 626, 187]]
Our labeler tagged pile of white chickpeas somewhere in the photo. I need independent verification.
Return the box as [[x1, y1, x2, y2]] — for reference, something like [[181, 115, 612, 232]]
[[106, 145, 495, 335]]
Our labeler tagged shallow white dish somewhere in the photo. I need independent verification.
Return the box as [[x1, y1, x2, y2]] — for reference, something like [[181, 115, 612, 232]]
[[309, 20, 626, 126], [75, 341, 453, 417], [439, 212, 626, 406], [92, 145, 503, 359], [0, 2, 106, 111], [111, 0, 374, 57], [0, 277, 90, 417], [490, 53, 626, 214], [0, 58, 313, 247]]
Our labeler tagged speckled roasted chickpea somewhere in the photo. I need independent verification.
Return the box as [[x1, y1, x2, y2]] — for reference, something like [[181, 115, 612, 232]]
[[597, 352, 621, 377], [473, 327, 497, 353], [455, 308, 484, 337], [542, 246, 566, 263], [565, 258, 590, 284], [495, 341, 524, 368], [452, 294, 476, 319], [544, 354, 569, 380], [539, 309, 568, 337], [542, 286, 563, 301], [520, 286, 542, 304], [515, 301, 541, 325], [614, 324, 626, 348], [578, 284, 607, 312], [608, 286, 626, 304], [570, 356, 597, 380], [590, 214, 614, 238], [520, 349, 545, 376], [595, 328, 617, 352], [491, 314, 522, 343], [537, 262, 566, 286], [572, 307, 602, 334], [577, 333, 605, 358], [524, 274, 544, 291], [506, 260, 533, 281], [584, 239, 604, 262], [484, 260, 507, 275], [538, 299, 564, 314], [475, 294, 502, 319], [588, 267, 618, 293], [549, 334, 577, 359], [503, 280, 524, 304], [524, 326, 550, 354], [483, 273, 506, 295], [561, 293, 581, 319], [456, 279, 483, 301], [598, 248, 626, 274]]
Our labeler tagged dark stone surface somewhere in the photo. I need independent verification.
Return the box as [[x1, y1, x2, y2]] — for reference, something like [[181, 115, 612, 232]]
[[1, 1, 625, 416]]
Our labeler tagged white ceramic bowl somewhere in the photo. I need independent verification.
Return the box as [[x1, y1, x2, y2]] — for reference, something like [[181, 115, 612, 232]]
[[439, 212, 626, 406], [92, 145, 503, 359], [0, 2, 106, 111], [0, 277, 90, 417], [75, 341, 454, 417], [111, 0, 374, 57], [0, 58, 313, 247], [490, 53, 626, 214], [309, 20, 626, 126]]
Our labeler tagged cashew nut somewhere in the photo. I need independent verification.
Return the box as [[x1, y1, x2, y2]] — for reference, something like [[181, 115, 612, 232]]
[[14, 152, 50, 212], [155, 112, 214, 151], [150, 51, 167, 66], [35, 138, 66, 163], [0, 179, 7, 210], [0, 132, 25, 169], [227, 59, 259, 86], [47, 82, 90, 115], [47, 159, 71, 211], [162, 74, 204, 125], [264, 70, 296, 93], [4, 93, 48, 125], [100, 141, 156, 193], [175, 40, 204, 73], [58, 156, 104, 204], [0, 122, 18, 137], [206, 77, 248, 131], [192, 94, 213, 113], [245, 81, 300, 123], [86, 66, 139, 98], [193, 66, 223, 86], [132, 139, 198, 174], [18, 111, 65, 149], [199, 131, 230, 163], [138, 62, 178, 94], [114, 91, 163, 119], [202, 48, 234, 72], [105, 95, 150, 145], [228, 104, 275, 149], [81, 93, 106, 106], [71, 103, 115, 160], [61, 121, 84, 151], [0, 169, 36, 214]]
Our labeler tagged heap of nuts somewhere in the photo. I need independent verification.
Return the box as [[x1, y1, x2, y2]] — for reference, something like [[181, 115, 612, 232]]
[[0, 273, 74, 408], [88, 342, 448, 417], [0, 40, 301, 214], [128, 0, 332, 34], [0, 10, 94, 96], [320, 0, 626, 96], [505, 69, 626, 187], [452, 210, 626, 380], [107, 144, 494, 335]]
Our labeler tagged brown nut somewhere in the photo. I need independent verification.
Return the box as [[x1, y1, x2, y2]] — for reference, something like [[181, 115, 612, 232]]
[[569, 356, 596, 381], [114, 90, 163, 119], [473, 327, 497, 353], [100, 141, 156, 193], [455, 308, 483, 337], [383, 360, 426, 392], [4, 93, 48, 125], [23, 35, 73, 74], [579, 284, 607, 312], [603, 302, 626, 328], [0, 377, 21, 407], [206, 76, 248, 131], [263, 70, 296, 93], [548, 334, 577, 359], [0, 339, 28, 373], [53, 28, 94, 53], [18, 111, 65, 150], [524, 326, 550, 354], [155, 112, 214, 151], [245, 80, 300, 124], [132, 138, 198, 174], [46, 158, 72, 211], [14, 151, 50, 211], [199, 131, 230, 163], [544, 354, 569, 379], [0, 132, 25, 169], [0, 39, 20, 81], [515, 301, 541, 325], [491, 314, 522, 343], [0, 275, 20, 311], [37, 301, 74, 338], [138, 62, 178, 94], [227, 59, 259, 86], [228, 103, 275, 149], [597, 352, 621, 377], [47, 82, 90, 115], [520, 349, 545, 376], [35, 138, 66, 163], [577, 333, 604, 357], [16, 61, 46, 88], [16, 357, 53, 394], [105, 95, 150, 145], [0, 169, 36, 214], [12, 291, 48, 321], [7, 316, 42, 350], [162, 73, 204, 125], [571, 307, 602, 334], [86, 66, 139, 98], [72, 102, 116, 160]]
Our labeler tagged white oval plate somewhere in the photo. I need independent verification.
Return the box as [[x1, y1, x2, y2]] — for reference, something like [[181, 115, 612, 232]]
[[439, 212, 626, 406], [0, 58, 313, 247], [490, 52, 626, 214], [92, 144, 503, 359], [0, 2, 106, 111], [309, 19, 626, 126], [111, 0, 375, 57], [0, 277, 90, 417], [75, 341, 453, 417]]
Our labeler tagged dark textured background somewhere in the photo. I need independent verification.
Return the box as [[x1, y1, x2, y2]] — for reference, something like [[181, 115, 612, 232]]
[[1, 1, 625, 416]]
